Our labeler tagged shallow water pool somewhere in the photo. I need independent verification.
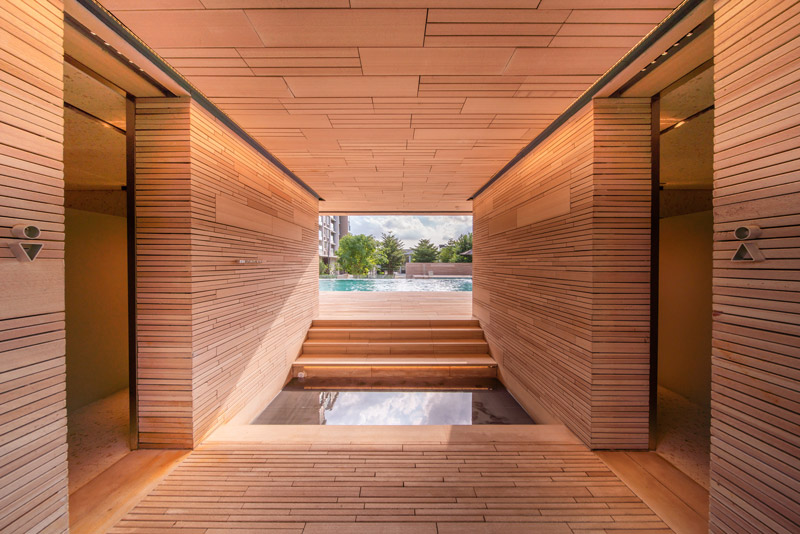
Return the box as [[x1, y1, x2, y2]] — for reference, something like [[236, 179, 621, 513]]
[[319, 278, 472, 292], [252, 378, 533, 425]]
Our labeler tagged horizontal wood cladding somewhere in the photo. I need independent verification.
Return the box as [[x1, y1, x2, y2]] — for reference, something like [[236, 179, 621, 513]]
[[590, 98, 652, 449], [0, 0, 69, 532], [135, 97, 319, 448], [473, 98, 651, 449], [710, 1, 800, 533]]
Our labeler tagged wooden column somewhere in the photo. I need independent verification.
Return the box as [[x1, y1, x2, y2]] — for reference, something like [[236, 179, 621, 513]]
[[711, 1, 800, 532], [590, 98, 652, 449], [473, 98, 651, 450], [135, 97, 195, 449], [135, 97, 319, 448], [0, 0, 69, 532]]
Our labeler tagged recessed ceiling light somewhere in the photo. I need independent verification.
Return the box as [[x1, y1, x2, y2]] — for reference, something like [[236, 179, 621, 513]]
[[674, 121, 686, 128]]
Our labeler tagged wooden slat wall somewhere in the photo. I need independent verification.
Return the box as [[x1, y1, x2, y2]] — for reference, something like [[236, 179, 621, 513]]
[[0, 0, 69, 532], [591, 98, 652, 449], [473, 98, 651, 449], [135, 97, 319, 449], [135, 97, 195, 448], [710, 1, 800, 532]]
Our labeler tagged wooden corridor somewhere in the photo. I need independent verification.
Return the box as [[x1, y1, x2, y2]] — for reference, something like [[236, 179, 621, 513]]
[[108, 426, 673, 534]]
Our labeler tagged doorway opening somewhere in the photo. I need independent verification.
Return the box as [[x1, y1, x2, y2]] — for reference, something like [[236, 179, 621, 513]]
[[63, 59, 134, 494], [652, 62, 714, 489]]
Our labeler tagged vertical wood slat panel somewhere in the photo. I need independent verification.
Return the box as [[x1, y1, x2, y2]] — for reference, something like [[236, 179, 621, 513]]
[[135, 97, 194, 449], [711, 1, 800, 533], [473, 98, 651, 450], [135, 97, 319, 449], [591, 98, 652, 449], [0, 0, 68, 532]]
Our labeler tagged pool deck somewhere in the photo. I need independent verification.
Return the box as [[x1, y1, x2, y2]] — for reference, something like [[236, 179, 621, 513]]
[[319, 290, 473, 320]]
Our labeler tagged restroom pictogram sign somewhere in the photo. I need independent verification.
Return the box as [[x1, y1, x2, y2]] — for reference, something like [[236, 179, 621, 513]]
[[731, 225, 764, 262]]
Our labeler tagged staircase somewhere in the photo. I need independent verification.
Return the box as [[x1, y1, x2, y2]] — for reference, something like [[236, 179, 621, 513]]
[[292, 319, 496, 379]]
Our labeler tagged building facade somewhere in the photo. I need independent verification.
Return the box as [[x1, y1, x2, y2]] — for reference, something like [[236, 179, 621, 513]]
[[319, 215, 348, 267]]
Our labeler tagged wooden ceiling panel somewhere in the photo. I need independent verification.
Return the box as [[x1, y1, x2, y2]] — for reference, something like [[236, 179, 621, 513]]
[[102, 1, 679, 212], [285, 76, 419, 97], [189, 76, 292, 97], [246, 9, 427, 47], [113, 10, 263, 47], [359, 48, 514, 75], [505, 47, 632, 75]]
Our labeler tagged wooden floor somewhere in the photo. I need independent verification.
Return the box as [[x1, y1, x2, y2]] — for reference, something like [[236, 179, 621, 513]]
[[319, 291, 473, 319], [70, 449, 189, 534], [109, 425, 675, 534], [598, 451, 708, 534]]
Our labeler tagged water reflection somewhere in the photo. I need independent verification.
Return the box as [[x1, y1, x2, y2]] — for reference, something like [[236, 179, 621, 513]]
[[252, 379, 534, 425], [322, 391, 472, 425]]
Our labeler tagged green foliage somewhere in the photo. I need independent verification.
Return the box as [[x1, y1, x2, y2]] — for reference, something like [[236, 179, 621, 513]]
[[319, 257, 329, 275], [438, 240, 457, 263], [375, 232, 406, 274], [437, 232, 472, 263], [453, 232, 473, 263], [337, 234, 378, 275], [411, 238, 439, 263]]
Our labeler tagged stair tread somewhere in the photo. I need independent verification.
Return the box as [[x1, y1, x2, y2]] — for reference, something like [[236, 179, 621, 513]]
[[310, 325, 482, 332], [303, 338, 486, 345], [295, 355, 496, 366]]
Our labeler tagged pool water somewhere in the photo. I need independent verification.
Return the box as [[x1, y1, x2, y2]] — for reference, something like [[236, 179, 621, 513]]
[[319, 278, 472, 292], [252, 378, 533, 425]]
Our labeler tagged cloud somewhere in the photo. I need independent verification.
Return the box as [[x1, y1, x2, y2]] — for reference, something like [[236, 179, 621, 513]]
[[323, 391, 472, 425], [348, 216, 473, 248]]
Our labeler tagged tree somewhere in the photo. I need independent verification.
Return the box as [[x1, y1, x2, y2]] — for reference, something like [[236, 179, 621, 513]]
[[319, 257, 329, 275], [375, 232, 405, 274], [438, 239, 457, 263], [411, 238, 439, 263], [337, 234, 377, 275], [453, 232, 473, 263]]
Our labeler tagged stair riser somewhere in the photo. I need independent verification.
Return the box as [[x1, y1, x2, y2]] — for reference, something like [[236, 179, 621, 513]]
[[293, 364, 497, 379], [307, 329, 485, 341], [312, 320, 480, 328], [302, 343, 489, 355]]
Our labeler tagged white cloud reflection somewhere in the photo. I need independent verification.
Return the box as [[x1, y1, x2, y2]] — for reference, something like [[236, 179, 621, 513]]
[[322, 391, 472, 425]]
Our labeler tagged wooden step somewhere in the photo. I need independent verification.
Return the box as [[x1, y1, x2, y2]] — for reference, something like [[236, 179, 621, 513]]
[[301, 340, 490, 355], [296, 319, 495, 379], [306, 327, 485, 341], [295, 355, 496, 365], [292, 354, 497, 379], [311, 319, 480, 328]]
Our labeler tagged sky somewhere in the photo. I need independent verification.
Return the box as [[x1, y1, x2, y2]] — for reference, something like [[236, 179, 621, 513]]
[[323, 391, 473, 425], [348, 216, 472, 248]]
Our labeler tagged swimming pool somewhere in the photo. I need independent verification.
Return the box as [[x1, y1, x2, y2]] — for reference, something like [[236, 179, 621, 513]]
[[252, 378, 533, 425], [319, 278, 472, 292]]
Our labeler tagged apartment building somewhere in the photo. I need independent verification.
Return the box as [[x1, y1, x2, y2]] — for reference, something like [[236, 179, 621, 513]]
[[318, 215, 348, 267]]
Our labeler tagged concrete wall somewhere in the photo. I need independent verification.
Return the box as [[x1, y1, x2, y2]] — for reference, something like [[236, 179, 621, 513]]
[[406, 262, 472, 278], [658, 210, 713, 408], [64, 208, 129, 411], [135, 98, 319, 448], [473, 99, 652, 449], [0, 0, 69, 531], [710, 1, 800, 532]]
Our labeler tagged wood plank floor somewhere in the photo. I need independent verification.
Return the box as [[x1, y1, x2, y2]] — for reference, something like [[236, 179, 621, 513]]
[[597, 451, 708, 534], [319, 291, 473, 320], [109, 426, 673, 534]]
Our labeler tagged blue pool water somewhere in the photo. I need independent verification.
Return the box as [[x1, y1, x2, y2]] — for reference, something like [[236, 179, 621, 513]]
[[319, 278, 472, 292]]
